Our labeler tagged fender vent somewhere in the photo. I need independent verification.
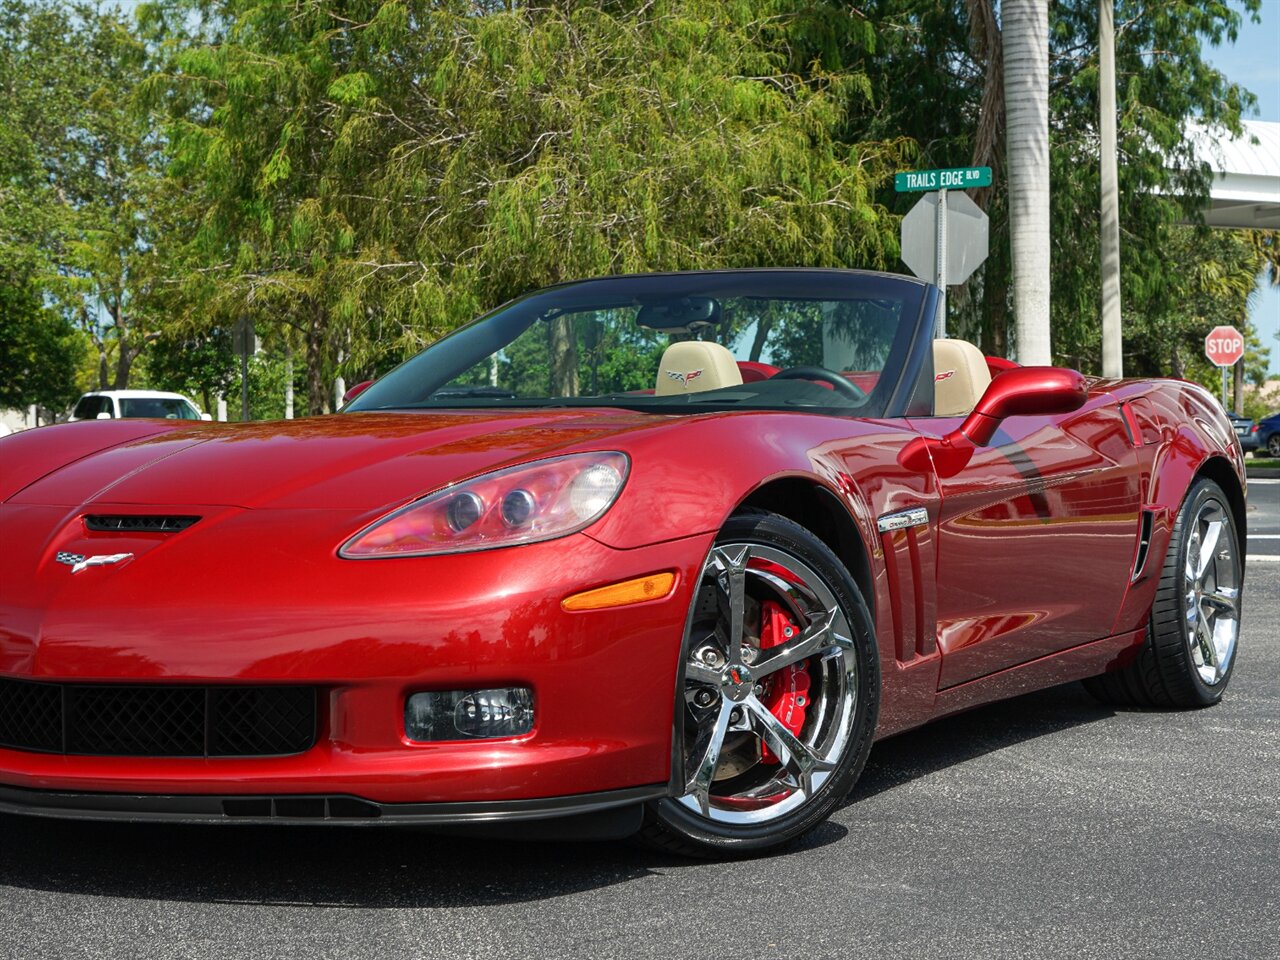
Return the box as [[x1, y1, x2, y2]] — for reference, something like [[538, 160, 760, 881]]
[[1131, 509, 1156, 582], [84, 515, 200, 533]]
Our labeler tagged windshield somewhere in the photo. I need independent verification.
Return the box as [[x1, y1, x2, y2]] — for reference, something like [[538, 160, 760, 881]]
[[348, 271, 930, 417], [118, 398, 200, 420]]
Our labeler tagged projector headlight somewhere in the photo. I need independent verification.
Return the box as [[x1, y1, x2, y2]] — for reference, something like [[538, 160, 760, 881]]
[[339, 452, 629, 558]]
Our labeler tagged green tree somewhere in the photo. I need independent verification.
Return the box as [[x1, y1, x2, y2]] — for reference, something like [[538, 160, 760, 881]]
[[151, 0, 907, 400], [0, 283, 86, 414], [792, 1, 1262, 371], [1, 0, 184, 393]]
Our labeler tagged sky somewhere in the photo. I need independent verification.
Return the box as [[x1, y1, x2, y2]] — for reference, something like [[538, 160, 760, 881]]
[[1208, 1, 1280, 374]]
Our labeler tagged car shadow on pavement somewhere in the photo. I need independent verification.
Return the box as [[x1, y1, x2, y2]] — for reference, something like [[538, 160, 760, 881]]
[[0, 681, 1112, 909], [850, 679, 1115, 804]]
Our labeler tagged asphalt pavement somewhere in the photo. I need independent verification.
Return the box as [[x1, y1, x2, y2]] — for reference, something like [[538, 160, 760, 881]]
[[1, 480, 1277, 960], [1248, 473, 1280, 561]]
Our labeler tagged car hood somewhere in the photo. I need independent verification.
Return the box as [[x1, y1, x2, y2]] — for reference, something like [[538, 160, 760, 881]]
[[3, 409, 674, 512]]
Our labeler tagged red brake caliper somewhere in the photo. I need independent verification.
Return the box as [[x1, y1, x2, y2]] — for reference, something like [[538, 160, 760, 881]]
[[757, 601, 810, 764]]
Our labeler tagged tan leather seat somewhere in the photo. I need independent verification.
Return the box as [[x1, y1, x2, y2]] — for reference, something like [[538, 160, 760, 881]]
[[655, 341, 743, 396], [932, 339, 992, 416]]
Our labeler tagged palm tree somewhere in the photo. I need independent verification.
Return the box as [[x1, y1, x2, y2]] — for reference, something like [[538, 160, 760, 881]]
[[1002, 0, 1051, 364]]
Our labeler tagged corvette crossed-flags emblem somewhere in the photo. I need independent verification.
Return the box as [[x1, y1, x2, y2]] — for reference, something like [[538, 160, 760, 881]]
[[55, 551, 134, 574], [666, 369, 703, 387]]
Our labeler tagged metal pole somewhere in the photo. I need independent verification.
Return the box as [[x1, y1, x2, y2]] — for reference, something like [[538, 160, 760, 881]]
[[241, 348, 250, 422], [1099, 0, 1123, 377], [935, 188, 948, 338], [1221, 366, 1228, 410]]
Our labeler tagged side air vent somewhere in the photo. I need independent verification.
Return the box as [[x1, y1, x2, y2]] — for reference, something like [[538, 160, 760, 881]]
[[84, 515, 200, 533], [1131, 509, 1156, 582]]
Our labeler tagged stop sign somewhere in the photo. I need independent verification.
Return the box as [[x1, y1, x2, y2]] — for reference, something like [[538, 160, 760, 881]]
[[1204, 325, 1245, 368]]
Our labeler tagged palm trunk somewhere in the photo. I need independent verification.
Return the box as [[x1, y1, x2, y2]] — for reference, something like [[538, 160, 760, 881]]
[[1002, 0, 1051, 364]]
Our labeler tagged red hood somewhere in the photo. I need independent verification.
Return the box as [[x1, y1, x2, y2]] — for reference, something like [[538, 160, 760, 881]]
[[3, 410, 672, 511]]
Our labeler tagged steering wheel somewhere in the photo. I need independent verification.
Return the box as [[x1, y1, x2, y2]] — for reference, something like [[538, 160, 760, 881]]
[[771, 366, 867, 401]]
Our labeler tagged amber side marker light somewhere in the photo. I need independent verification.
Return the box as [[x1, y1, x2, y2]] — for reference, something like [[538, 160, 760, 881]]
[[562, 572, 677, 612]]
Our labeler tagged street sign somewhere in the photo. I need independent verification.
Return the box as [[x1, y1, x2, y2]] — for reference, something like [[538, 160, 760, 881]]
[[901, 190, 988, 337], [233, 316, 258, 357], [901, 191, 989, 288], [1205, 324, 1244, 410], [895, 166, 992, 193], [1204, 325, 1244, 368]]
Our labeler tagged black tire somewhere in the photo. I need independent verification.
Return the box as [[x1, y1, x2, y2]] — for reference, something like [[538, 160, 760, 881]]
[[1268, 434, 1280, 458], [1083, 477, 1242, 709], [637, 510, 879, 858]]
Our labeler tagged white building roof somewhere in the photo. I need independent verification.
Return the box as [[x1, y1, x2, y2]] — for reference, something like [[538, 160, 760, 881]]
[[1186, 119, 1280, 229]]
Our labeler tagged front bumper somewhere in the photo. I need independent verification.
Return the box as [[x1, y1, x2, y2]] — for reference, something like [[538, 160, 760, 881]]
[[0, 516, 713, 806], [0, 782, 666, 828]]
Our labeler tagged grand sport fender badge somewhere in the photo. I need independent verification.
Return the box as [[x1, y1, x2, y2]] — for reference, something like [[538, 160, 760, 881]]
[[876, 507, 929, 534], [55, 551, 134, 574]]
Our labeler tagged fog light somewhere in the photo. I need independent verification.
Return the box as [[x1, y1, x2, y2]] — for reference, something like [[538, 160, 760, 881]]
[[405, 688, 534, 741]]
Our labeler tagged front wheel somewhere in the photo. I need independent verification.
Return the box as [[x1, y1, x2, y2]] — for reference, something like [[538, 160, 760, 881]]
[[638, 511, 879, 857]]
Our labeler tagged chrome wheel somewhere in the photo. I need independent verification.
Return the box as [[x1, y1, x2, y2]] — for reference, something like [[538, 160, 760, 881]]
[[1268, 435, 1280, 458], [1183, 497, 1240, 687], [677, 541, 859, 825]]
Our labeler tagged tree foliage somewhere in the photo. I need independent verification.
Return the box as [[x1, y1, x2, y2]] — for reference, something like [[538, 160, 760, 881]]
[[1, 0, 1274, 419], [151, 0, 907, 408], [1, 0, 180, 398], [0, 283, 85, 412]]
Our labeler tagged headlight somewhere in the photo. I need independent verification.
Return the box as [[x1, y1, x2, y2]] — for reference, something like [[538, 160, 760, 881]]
[[339, 451, 629, 558]]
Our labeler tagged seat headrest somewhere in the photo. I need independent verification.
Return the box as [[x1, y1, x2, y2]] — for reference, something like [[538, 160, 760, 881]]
[[655, 341, 743, 396], [932, 339, 992, 416]]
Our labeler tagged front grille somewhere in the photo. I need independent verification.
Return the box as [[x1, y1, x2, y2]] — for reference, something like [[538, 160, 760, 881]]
[[84, 515, 200, 533], [0, 679, 316, 757]]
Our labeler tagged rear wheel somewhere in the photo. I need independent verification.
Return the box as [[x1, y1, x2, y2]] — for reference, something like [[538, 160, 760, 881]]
[[1267, 434, 1280, 458], [638, 511, 878, 857], [1084, 477, 1242, 708]]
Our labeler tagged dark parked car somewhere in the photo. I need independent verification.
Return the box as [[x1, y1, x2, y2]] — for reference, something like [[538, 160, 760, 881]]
[[1228, 413, 1257, 453], [1252, 411, 1280, 458]]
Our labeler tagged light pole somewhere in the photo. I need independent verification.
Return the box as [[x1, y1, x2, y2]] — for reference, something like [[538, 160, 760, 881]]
[[1100, 0, 1124, 378]]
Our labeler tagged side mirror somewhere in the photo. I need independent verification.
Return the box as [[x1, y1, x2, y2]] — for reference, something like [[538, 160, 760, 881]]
[[955, 367, 1089, 446], [899, 366, 1089, 478], [95, 411, 113, 420], [342, 379, 374, 404]]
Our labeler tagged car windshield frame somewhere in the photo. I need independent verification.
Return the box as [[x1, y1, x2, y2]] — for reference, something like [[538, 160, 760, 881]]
[[347, 270, 937, 419]]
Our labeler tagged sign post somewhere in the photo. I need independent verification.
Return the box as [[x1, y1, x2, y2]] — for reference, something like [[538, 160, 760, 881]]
[[1204, 325, 1245, 409], [897, 167, 991, 337], [935, 188, 948, 336], [234, 315, 257, 422]]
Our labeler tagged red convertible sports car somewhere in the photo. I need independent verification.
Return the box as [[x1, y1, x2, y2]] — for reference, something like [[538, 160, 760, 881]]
[[0, 270, 1247, 856]]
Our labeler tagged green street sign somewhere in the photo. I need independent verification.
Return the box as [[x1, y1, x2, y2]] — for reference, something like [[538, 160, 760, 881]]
[[894, 166, 992, 192]]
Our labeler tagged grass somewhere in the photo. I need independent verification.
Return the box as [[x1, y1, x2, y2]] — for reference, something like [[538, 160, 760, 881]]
[[1246, 457, 1280, 471]]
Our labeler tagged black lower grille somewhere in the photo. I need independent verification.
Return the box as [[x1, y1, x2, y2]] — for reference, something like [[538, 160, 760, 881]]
[[0, 679, 316, 757]]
